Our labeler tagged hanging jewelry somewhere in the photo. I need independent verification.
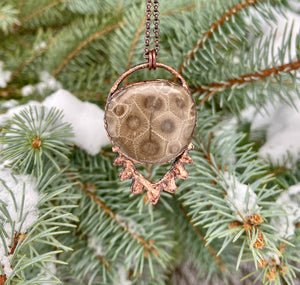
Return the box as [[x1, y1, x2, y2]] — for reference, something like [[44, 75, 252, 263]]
[[104, 0, 197, 204]]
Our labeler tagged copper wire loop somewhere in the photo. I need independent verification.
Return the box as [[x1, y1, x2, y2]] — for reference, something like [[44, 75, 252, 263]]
[[148, 50, 157, 70], [108, 62, 189, 99]]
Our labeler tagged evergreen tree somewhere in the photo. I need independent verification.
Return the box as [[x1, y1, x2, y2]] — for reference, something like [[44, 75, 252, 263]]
[[0, 0, 299, 284]]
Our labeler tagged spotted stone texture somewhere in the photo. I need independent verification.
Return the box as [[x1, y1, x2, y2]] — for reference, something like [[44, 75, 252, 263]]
[[105, 80, 196, 164]]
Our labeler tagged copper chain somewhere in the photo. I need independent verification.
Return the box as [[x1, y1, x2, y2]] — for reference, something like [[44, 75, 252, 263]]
[[144, 0, 160, 60]]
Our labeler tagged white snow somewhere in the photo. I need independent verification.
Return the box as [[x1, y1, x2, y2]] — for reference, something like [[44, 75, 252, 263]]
[[115, 214, 146, 236], [1, 99, 18, 109], [222, 173, 260, 221], [262, 251, 281, 265], [21, 71, 62, 97], [220, 95, 300, 168], [34, 41, 47, 51], [0, 169, 39, 277], [272, 184, 300, 239], [258, 97, 300, 168], [113, 266, 132, 285], [39, 256, 57, 284], [0, 61, 11, 88], [44, 90, 110, 155], [0, 100, 40, 125], [249, 6, 300, 63], [88, 235, 105, 256], [0, 89, 110, 155]]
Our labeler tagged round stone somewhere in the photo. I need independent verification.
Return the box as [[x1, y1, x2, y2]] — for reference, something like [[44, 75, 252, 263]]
[[105, 80, 196, 164]]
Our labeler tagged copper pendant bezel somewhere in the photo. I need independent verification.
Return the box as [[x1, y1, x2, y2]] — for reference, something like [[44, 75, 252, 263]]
[[104, 62, 197, 204], [104, 62, 197, 166]]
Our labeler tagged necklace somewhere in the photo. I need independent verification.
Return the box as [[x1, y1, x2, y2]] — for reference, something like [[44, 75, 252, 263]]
[[104, 0, 197, 204]]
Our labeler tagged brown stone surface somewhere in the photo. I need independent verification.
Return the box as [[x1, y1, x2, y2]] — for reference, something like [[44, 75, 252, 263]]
[[106, 80, 196, 164]]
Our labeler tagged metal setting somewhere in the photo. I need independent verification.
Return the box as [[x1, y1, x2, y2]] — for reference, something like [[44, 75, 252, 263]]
[[104, 0, 196, 204], [113, 143, 194, 205], [104, 62, 197, 204], [108, 62, 189, 98]]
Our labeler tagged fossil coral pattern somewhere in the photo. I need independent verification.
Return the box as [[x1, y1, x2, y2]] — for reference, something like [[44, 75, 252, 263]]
[[105, 80, 196, 164]]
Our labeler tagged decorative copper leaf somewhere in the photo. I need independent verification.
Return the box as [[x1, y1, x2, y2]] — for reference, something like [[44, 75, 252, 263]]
[[113, 143, 194, 204]]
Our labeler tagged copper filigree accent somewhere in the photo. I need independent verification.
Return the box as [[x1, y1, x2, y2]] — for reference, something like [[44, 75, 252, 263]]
[[113, 143, 194, 204]]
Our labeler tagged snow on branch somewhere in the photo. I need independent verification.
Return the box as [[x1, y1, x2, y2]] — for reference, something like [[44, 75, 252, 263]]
[[21, 71, 62, 97], [259, 97, 300, 168], [222, 172, 260, 222], [272, 184, 300, 239], [0, 169, 39, 278], [0, 89, 110, 155], [44, 90, 110, 154]]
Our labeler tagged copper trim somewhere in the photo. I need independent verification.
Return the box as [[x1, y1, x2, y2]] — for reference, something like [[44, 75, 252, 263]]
[[113, 143, 194, 205], [148, 50, 157, 70], [108, 62, 188, 98]]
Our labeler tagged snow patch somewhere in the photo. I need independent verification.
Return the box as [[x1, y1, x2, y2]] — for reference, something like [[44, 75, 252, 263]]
[[115, 214, 146, 236], [34, 41, 47, 51], [44, 90, 110, 155], [0, 169, 39, 277], [259, 97, 300, 167], [272, 184, 300, 239], [0, 89, 109, 155], [1, 99, 18, 109], [0, 100, 40, 125], [113, 266, 132, 285], [88, 235, 105, 256], [221, 95, 300, 168], [222, 173, 260, 221], [249, 7, 300, 63], [21, 71, 62, 97], [0, 61, 11, 88]]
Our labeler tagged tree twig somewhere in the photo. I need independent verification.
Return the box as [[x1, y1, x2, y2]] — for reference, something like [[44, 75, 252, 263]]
[[178, 0, 262, 74]]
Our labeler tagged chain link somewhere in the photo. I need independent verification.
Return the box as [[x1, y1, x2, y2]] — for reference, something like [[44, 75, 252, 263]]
[[144, 0, 160, 60]]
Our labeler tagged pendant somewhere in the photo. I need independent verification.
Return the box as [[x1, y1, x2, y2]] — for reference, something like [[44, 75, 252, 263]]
[[104, 62, 197, 204]]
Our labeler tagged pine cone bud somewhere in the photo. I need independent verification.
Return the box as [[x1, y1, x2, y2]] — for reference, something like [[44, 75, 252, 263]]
[[266, 267, 276, 280], [32, 137, 41, 149], [248, 214, 264, 225], [253, 231, 264, 249]]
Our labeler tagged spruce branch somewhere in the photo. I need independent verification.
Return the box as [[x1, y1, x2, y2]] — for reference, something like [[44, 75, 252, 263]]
[[52, 21, 123, 77], [126, 15, 146, 71], [80, 182, 159, 256], [0, 4, 19, 34], [17, 0, 25, 15], [0, 106, 74, 177], [178, 0, 264, 74], [178, 112, 291, 278], [0, 168, 78, 284], [10, 39, 54, 80], [161, 4, 196, 16], [66, 149, 173, 282], [179, 205, 226, 273], [17, 0, 72, 27], [193, 59, 300, 105]]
